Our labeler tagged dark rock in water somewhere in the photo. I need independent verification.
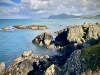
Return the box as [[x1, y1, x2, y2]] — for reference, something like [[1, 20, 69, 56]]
[[33, 32, 53, 46], [2, 27, 10, 31]]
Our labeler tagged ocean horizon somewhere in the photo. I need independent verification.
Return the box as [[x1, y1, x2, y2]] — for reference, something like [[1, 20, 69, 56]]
[[0, 19, 100, 68]]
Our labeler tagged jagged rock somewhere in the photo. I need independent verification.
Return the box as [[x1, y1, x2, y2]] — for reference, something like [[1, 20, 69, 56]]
[[45, 64, 60, 75], [85, 24, 100, 45], [33, 32, 53, 46], [0, 62, 5, 73], [55, 25, 84, 46], [2, 27, 10, 31], [55, 22, 100, 46], [61, 50, 82, 75], [67, 25, 84, 43]]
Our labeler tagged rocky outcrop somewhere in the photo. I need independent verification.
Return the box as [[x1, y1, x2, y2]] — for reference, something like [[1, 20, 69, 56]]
[[33, 32, 53, 46], [55, 22, 100, 46], [1, 51, 56, 75], [2, 27, 10, 31]]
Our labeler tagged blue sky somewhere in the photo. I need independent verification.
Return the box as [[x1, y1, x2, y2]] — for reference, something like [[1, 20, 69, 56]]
[[0, 0, 100, 19]]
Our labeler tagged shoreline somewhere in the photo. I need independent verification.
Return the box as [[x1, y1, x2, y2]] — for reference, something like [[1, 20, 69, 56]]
[[0, 22, 100, 75]]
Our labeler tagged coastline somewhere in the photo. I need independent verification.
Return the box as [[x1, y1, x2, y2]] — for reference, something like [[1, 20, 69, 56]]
[[0, 22, 100, 75]]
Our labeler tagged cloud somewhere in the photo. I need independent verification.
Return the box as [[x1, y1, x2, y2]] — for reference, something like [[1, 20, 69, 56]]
[[21, 0, 100, 15], [0, 0, 100, 18], [0, 0, 18, 5]]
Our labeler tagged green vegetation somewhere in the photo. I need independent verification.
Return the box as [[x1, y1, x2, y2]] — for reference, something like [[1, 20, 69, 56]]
[[81, 44, 100, 71]]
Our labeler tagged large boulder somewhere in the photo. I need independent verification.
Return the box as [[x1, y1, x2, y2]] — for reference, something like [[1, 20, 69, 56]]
[[55, 25, 84, 46], [86, 24, 100, 45], [67, 25, 84, 43], [33, 32, 53, 46]]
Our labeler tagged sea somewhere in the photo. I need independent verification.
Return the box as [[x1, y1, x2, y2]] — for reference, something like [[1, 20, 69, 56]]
[[0, 19, 100, 68]]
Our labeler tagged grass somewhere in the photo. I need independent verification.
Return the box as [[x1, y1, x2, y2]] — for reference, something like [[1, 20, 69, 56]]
[[81, 44, 100, 71]]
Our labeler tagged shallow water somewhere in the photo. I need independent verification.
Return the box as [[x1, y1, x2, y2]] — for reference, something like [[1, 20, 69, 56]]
[[0, 19, 100, 67]]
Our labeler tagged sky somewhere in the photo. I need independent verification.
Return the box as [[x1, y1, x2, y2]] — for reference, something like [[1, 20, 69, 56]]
[[0, 0, 100, 19]]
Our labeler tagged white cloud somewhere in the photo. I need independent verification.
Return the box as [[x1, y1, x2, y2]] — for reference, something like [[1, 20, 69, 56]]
[[0, 6, 20, 15], [8, 7, 20, 13]]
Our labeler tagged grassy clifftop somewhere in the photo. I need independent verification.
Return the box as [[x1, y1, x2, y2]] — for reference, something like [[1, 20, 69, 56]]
[[81, 44, 100, 71]]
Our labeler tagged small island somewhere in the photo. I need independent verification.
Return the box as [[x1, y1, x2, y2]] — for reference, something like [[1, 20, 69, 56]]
[[1, 25, 49, 31]]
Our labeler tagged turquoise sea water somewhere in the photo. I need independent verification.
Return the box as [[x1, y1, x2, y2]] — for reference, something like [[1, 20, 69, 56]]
[[0, 19, 100, 68]]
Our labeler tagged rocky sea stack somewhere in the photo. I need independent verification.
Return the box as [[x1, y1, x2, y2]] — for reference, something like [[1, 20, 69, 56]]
[[0, 22, 100, 75]]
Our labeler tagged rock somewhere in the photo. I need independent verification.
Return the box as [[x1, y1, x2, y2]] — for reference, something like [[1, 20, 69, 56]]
[[45, 55, 50, 59], [46, 44, 55, 49], [85, 24, 100, 45], [33, 32, 53, 46], [27, 25, 48, 30], [12, 25, 48, 30], [55, 25, 84, 46], [2, 27, 10, 31], [22, 51, 34, 57], [0, 62, 5, 73], [82, 43, 91, 48], [39, 41, 43, 46], [62, 50, 82, 75], [13, 25, 27, 29], [45, 64, 61, 75], [67, 25, 84, 43]]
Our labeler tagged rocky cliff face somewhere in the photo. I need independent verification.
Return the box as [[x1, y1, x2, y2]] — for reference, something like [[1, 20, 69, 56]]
[[55, 22, 100, 46]]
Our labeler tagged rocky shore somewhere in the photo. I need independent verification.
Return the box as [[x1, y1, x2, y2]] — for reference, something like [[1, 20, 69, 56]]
[[1, 25, 48, 31], [0, 22, 100, 75]]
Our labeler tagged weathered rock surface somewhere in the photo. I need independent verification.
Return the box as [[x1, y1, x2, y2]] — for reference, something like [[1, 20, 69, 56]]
[[33, 32, 53, 46]]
